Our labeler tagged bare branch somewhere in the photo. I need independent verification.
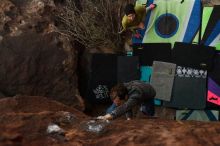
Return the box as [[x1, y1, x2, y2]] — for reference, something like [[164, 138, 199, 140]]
[[55, 0, 135, 51]]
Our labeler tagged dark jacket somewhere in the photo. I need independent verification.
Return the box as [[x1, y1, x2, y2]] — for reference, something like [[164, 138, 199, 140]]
[[110, 80, 156, 119]]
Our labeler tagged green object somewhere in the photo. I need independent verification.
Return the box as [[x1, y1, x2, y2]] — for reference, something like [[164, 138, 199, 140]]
[[202, 7, 213, 38], [192, 31, 199, 44], [126, 51, 133, 56], [216, 43, 220, 50], [142, 0, 199, 45], [202, 7, 220, 50], [122, 5, 146, 31], [136, 0, 148, 6]]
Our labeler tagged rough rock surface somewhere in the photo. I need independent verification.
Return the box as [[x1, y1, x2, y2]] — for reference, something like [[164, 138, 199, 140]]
[[0, 0, 80, 106], [1, 96, 220, 146]]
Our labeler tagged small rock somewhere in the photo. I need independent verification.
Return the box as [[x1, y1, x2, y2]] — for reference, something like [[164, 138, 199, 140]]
[[56, 111, 77, 125], [47, 123, 65, 135]]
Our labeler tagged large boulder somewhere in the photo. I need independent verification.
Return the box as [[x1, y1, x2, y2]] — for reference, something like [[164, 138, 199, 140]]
[[0, 0, 80, 106]]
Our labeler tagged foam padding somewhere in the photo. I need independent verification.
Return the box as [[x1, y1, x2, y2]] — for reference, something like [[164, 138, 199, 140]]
[[140, 66, 152, 82], [133, 0, 201, 45], [163, 66, 207, 109], [87, 53, 117, 103], [150, 61, 176, 101], [133, 43, 172, 66], [172, 42, 216, 71], [207, 53, 220, 106], [176, 110, 219, 122], [117, 56, 140, 83], [207, 78, 220, 106], [140, 66, 161, 105], [201, 5, 220, 50], [201, 7, 213, 38]]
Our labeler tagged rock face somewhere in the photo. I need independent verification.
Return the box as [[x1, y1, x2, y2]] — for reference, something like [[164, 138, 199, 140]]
[[1, 96, 220, 146], [0, 95, 88, 118], [0, 95, 88, 146], [0, 0, 79, 106]]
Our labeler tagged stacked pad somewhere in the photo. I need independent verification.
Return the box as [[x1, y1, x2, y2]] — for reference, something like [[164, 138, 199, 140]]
[[201, 7, 213, 40], [208, 78, 220, 106], [87, 53, 117, 103], [201, 6, 220, 50], [172, 42, 216, 71], [140, 66, 161, 105], [87, 54, 140, 103], [207, 53, 220, 106], [176, 110, 219, 122], [164, 66, 207, 109], [133, 43, 172, 66], [133, 0, 201, 45], [140, 66, 152, 82], [117, 56, 140, 83], [150, 61, 176, 101]]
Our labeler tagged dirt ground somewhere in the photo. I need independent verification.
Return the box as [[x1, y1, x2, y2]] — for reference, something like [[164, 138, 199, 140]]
[[1, 96, 220, 146]]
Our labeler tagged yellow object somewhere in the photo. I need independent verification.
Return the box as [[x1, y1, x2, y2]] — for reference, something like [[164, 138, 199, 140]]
[[122, 5, 146, 31]]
